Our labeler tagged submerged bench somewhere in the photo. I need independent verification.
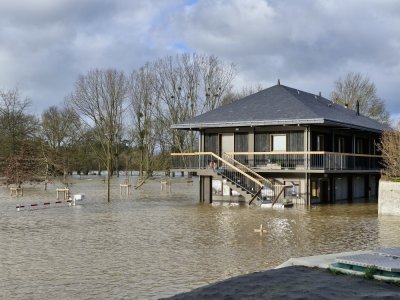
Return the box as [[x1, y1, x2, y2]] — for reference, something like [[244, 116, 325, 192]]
[[10, 187, 23, 197], [161, 180, 171, 192]]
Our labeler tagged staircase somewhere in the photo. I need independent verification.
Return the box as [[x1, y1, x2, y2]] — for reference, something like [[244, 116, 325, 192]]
[[171, 152, 285, 204], [223, 153, 286, 205], [210, 171, 259, 202]]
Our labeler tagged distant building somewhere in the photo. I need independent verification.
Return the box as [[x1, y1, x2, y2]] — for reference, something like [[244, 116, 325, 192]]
[[171, 83, 387, 205]]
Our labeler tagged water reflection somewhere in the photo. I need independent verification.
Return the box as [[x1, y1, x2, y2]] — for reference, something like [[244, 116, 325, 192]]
[[0, 176, 399, 299]]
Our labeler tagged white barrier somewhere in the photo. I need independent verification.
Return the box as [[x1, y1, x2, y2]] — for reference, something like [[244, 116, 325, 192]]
[[16, 194, 85, 211]]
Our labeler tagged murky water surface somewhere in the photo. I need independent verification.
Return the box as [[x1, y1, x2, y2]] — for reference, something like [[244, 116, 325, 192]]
[[1, 175, 399, 299]]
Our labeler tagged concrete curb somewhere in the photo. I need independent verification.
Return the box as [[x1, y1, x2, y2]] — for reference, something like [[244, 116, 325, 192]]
[[275, 250, 372, 269]]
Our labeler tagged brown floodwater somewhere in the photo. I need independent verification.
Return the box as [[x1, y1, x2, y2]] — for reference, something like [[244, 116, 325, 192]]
[[0, 175, 399, 299]]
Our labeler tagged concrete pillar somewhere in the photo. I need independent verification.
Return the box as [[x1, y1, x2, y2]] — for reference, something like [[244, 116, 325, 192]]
[[200, 176, 212, 203], [248, 128, 255, 152], [248, 127, 255, 167], [379, 181, 400, 215]]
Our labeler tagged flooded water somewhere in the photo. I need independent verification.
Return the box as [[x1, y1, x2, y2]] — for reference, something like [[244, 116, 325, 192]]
[[1, 175, 399, 299]]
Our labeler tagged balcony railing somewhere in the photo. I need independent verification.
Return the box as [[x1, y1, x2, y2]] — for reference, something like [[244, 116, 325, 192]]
[[225, 151, 382, 171], [171, 152, 263, 197], [171, 152, 286, 204]]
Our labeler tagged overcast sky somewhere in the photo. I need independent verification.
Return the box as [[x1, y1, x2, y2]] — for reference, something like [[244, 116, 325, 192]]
[[0, 0, 399, 121]]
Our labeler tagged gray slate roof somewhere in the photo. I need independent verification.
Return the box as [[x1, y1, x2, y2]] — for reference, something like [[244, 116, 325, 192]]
[[173, 84, 388, 133]]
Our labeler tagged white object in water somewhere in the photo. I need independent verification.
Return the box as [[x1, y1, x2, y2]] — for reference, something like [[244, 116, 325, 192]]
[[73, 193, 85, 201], [260, 202, 284, 209], [71, 193, 85, 206]]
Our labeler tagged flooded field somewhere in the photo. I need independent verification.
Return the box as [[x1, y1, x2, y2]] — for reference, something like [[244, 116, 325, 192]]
[[1, 175, 399, 299]]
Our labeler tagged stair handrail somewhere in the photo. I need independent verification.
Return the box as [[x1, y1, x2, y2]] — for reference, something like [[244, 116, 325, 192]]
[[224, 152, 286, 204], [223, 152, 278, 187], [207, 152, 264, 189], [171, 152, 263, 189]]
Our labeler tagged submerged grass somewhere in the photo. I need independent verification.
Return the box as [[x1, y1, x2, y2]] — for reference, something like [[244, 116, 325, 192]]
[[364, 265, 378, 280]]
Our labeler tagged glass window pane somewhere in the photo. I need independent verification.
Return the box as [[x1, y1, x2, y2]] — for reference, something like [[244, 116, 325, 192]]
[[272, 135, 286, 151]]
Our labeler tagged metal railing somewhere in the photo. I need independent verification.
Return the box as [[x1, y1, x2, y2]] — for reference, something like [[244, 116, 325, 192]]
[[226, 151, 382, 171], [171, 152, 263, 198], [223, 152, 286, 203], [223, 152, 275, 185], [171, 152, 288, 204]]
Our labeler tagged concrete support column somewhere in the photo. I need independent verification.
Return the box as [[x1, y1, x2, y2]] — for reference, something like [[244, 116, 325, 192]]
[[248, 127, 255, 152], [199, 176, 212, 203], [379, 181, 400, 215], [248, 127, 255, 167]]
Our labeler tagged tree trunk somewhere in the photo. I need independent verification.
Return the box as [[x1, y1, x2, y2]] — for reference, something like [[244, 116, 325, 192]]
[[107, 139, 111, 202]]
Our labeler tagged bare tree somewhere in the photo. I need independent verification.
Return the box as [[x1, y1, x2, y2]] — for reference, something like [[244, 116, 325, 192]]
[[0, 88, 39, 157], [5, 143, 45, 187], [200, 55, 236, 112], [379, 123, 400, 179], [40, 105, 81, 188], [152, 53, 236, 154], [331, 72, 390, 124], [68, 69, 128, 202], [129, 64, 157, 177], [221, 84, 264, 106]]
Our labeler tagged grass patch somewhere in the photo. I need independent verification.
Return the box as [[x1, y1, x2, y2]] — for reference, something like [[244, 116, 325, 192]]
[[328, 268, 344, 275], [364, 265, 378, 279]]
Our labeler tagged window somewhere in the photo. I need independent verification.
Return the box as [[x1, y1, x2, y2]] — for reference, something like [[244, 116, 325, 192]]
[[372, 138, 376, 155], [254, 132, 268, 152], [234, 133, 248, 152], [317, 135, 324, 151], [271, 134, 286, 151], [288, 132, 304, 151], [338, 137, 345, 153], [204, 133, 217, 153], [356, 139, 363, 154]]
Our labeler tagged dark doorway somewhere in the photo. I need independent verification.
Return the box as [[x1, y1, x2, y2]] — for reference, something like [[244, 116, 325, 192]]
[[320, 180, 329, 203]]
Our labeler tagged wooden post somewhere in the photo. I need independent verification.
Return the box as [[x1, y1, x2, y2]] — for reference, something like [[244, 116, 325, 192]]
[[10, 187, 23, 197], [199, 176, 212, 203], [254, 224, 267, 236], [161, 180, 171, 192], [186, 175, 193, 185], [56, 188, 70, 200], [120, 183, 132, 195]]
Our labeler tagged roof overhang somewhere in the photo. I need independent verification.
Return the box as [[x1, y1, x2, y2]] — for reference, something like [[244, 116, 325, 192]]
[[172, 118, 385, 133], [171, 118, 325, 130]]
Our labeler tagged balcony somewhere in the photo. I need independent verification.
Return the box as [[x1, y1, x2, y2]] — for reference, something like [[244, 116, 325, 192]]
[[227, 152, 382, 172], [171, 152, 382, 173]]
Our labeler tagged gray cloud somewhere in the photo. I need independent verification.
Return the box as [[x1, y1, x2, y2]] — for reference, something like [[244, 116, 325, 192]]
[[167, 0, 400, 119], [0, 0, 399, 121]]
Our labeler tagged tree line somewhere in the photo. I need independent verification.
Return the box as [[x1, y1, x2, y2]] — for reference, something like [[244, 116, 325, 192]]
[[0, 52, 395, 200], [0, 54, 242, 201]]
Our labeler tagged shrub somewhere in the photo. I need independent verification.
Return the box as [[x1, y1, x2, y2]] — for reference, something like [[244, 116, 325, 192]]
[[364, 265, 378, 279]]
